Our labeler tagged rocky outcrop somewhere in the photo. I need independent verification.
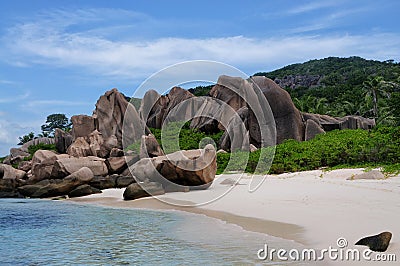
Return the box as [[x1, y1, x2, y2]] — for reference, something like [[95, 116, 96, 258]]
[[5, 137, 55, 166], [273, 75, 322, 90], [54, 128, 73, 154], [64, 167, 94, 183], [52, 156, 108, 178], [0, 179, 23, 198], [123, 182, 165, 200], [130, 144, 216, 191], [67, 130, 118, 158], [304, 119, 326, 141], [68, 184, 101, 198], [140, 87, 194, 129], [18, 167, 94, 198], [30, 150, 70, 182], [251, 76, 304, 144], [0, 164, 26, 180], [94, 89, 132, 147], [71, 115, 96, 139], [139, 134, 164, 159], [355, 232, 392, 252], [89, 175, 117, 190], [20, 137, 55, 152], [302, 113, 375, 131], [115, 175, 136, 188], [106, 157, 127, 174], [10, 148, 29, 159]]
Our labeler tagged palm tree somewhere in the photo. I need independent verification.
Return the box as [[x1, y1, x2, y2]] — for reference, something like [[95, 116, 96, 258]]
[[362, 76, 390, 119]]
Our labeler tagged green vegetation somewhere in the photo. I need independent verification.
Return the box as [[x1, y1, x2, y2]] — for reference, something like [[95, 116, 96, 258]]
[[23, 143, 57, 161], [129, 97, 142, 111], [17, 113, 72, 147], [188, 85, 214, 96], [18, 132, 35, 145], [0, 156, 5, 163], [149, 121, 223, 154], [216, 126, 400, 175], [40, 113, 72, 137]]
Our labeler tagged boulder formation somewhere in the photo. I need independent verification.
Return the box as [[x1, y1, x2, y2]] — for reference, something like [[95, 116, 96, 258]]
[[138, 75, 374, 151], [127, 144, 216, 195], [54, 128, 73, 154], [0, 80, 376, 200], [139, 87, 195, 129]]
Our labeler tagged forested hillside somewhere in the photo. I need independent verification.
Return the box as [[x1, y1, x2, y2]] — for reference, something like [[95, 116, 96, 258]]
[[254, 56, 400, 125]]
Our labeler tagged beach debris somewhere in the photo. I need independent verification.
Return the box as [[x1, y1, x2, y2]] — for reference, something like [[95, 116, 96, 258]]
[[355, 231, 392, 252]]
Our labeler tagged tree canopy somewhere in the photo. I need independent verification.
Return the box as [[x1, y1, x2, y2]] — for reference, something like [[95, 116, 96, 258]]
[[40, 114, 72, 137]]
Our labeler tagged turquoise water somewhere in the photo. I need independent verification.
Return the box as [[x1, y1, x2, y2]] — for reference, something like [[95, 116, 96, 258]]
[[0, 199, 303, 265]]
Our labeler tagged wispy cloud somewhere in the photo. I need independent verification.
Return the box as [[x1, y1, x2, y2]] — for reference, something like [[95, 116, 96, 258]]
[[287, 0, 339, 15], [24, 100, 91, 108], [1, 7, 400, 81], [0, 92, 30, 103], [0, 79, 15, 85]]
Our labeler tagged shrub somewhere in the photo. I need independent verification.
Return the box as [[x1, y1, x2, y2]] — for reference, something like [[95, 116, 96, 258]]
[[24, 143, 57, 161], [217, 126, 400, 175]]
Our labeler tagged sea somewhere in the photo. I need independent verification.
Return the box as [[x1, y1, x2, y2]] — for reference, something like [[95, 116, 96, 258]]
[[0, 199, 307, 265]]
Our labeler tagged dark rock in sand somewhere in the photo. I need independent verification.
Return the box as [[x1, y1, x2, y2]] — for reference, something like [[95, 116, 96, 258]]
[[89, 175, 117, 190], [115, 175, 136, 188], [355, 232, 392, 252], [123, 182, 165, 200], [68, 184, 101, 198]]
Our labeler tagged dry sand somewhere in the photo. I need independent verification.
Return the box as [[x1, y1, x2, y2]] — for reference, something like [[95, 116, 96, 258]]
[[69, 168, 400, 264]]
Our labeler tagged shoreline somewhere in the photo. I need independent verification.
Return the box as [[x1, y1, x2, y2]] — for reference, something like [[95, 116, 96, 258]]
[[70, 191, 307, 245], [69, 168, 400, 258]]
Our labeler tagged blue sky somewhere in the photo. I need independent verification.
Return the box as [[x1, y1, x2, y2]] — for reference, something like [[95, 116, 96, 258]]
[[0, 0, 399, 156]]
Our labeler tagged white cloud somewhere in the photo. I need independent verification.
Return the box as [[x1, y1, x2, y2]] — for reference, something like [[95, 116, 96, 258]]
[[2, 8, 400, 81]]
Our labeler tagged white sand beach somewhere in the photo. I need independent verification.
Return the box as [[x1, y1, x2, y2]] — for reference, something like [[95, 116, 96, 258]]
[[70, 168, 400, 264]]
